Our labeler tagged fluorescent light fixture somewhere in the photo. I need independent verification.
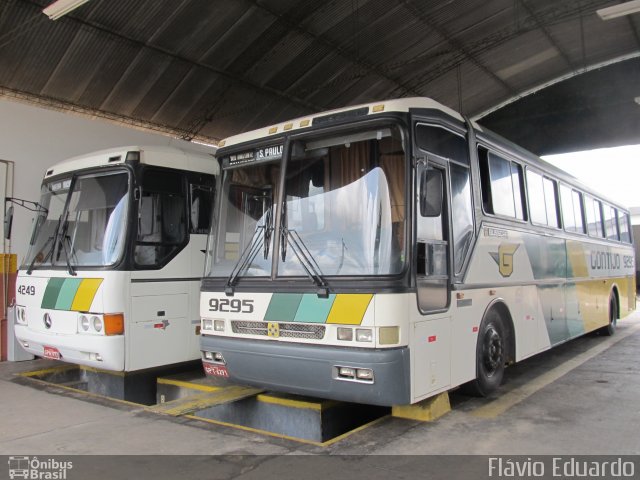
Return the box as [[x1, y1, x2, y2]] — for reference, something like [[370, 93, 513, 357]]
[[43, 0, 92, 21], [597, 0, 640, 20], [635, 96, 640, 105]]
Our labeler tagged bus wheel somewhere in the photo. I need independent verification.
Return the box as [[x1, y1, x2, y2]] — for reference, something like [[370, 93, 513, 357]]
[[465, 309, 506, 397], [600, 293, 618, 336]]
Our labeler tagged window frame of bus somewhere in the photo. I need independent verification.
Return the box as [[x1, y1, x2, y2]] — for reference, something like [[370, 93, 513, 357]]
[[603, 203, 620, 241], [525, 167, 561, 229], [617, 209, 632, 243], [478, 146, 527, 222], [413, 122, 474, 279], [584, 194, 605, 239], [188, 172, 215, 235], [133, 166, 189, 270], [559, 183, 587, 235]]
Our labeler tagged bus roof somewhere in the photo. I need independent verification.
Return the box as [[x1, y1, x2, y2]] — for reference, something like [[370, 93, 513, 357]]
[[44, 144, 218, 179], [218, 97, 465, 149], [218, 96, 628, 211]]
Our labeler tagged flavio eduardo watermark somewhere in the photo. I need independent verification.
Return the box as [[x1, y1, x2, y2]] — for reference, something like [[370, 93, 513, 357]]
[[489, 457, 636, 478]]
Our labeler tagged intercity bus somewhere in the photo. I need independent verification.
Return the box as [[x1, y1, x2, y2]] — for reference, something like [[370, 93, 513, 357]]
[[199, 98, 635, 406], [14, 145, 217, 371]]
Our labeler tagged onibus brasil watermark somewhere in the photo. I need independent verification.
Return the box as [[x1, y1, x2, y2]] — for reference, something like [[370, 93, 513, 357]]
[[8, 456, 72, 480], [489, 457, 635, 478]]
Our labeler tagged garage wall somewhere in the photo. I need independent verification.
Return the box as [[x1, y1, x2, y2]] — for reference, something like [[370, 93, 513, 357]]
[[632, 209, 640, 290], [0, 98, 200, 265]]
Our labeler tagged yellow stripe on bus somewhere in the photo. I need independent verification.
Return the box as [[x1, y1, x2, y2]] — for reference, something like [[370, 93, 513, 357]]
[[71, 278, 103, 311], [326, 294, 373, 325]]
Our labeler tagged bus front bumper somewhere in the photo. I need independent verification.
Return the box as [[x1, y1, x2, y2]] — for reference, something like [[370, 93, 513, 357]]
[[14, 325, 125, 371], [200, 335, 410, 406]]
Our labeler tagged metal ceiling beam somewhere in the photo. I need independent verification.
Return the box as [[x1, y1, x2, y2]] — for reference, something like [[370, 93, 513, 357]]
[[31, 2, 325, 115], [390, 0, 612, 94], [247, 0, 421, 98], [517, 0, 575, 69], [398, 0, 516, 96], [626, 15, 640, 50]]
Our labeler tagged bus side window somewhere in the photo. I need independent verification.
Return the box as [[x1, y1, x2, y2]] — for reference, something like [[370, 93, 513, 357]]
[[560, 185, 586, 234], [585, 196, 604, 238], [450, 163, 473, 276], [190, 185, 214, 234], [478, 148, 526, 221], [526, 169, 559, 228], [135, 168, 187, 268], [604, 205, 619, 241], [618, 210, 631, 243]]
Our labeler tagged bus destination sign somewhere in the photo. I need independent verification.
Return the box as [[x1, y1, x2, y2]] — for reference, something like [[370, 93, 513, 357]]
[[227, 145, 284, 167]]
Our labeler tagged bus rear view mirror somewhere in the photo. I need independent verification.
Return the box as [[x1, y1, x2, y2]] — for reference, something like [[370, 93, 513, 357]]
[[420, 169, 443, 217]]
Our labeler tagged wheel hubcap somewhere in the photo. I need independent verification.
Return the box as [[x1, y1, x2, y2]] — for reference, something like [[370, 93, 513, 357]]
[[483, 326, 503, 375]]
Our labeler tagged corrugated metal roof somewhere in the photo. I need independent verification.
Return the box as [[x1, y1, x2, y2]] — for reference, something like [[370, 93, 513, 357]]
[[0, 0, 637, 148]]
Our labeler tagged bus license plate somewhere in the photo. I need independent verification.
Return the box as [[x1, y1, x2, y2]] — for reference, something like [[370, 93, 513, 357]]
[[203, 362, 229, 378], [43, 346, 62, 360]]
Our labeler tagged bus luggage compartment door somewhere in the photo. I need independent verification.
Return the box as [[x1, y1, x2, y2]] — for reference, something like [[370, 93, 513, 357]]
[[129, 293, 189, 370], [411, 317, 451, 400]]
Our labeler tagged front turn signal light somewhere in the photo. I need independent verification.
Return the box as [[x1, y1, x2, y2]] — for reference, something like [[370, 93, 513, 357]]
[[104, 314, 124, 335]]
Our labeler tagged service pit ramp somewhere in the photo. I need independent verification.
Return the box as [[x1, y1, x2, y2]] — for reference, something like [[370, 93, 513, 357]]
[[153, 372, 390, 445], [16, 361, 201, 405]]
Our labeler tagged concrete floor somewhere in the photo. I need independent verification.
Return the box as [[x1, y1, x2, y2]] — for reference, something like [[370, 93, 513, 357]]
[[1, 309, 639, 478]]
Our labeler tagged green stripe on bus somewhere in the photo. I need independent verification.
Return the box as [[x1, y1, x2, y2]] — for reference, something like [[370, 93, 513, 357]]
[[55, 278, 82, 310], [294, 294, 336, 323], [264, 293, 304, 322], [41, 278, 65, 309]]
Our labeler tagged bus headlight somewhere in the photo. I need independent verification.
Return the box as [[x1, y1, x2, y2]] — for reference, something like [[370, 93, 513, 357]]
[[77, 313, 122, 335], [355, 328, 373, 343], [202, 319, 224, 332], [92, 316, 103, 333], [15, 306, 27, 325], [337, 327, 353, 341]]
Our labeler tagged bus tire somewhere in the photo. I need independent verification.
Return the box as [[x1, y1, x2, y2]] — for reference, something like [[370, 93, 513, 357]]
[[464, 309, 507, 397], [599, 292, 618, 337]]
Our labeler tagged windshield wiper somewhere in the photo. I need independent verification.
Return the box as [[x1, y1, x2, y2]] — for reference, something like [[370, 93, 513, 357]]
[[26, 212, 64, 275], [57, 213, 77, 276], [280, 225, 329, 298], [27, 211, 76, 276], [26, 234, 54, 275], [225, 223, 271, 295]]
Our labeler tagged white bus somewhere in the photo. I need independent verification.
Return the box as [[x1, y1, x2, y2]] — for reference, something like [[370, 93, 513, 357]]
[[14, 145, 217, 372], [199, 98, 635, 406]]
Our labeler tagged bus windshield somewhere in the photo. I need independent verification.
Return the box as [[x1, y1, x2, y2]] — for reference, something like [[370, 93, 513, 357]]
[[24, 170, 130, 271], [208, 125, 406, 280]]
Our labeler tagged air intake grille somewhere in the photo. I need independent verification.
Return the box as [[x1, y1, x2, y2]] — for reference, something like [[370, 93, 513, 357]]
[[231, 321, 326, 340]]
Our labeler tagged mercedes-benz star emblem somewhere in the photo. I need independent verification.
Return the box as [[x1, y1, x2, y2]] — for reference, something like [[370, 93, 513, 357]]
[[43, 313, 52, 329]]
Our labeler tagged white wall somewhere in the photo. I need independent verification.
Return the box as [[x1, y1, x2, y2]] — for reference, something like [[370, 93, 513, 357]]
[[0, 98, 197, 265]]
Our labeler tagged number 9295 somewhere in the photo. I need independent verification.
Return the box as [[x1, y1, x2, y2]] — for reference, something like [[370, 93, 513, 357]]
[[209, 298, 254, 314]]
